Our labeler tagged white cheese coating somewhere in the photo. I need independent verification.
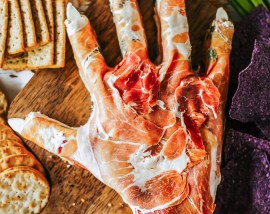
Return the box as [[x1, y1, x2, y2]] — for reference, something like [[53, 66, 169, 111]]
[[209, 140, 218, 200], [74, 122, 103, 182], [161, 7, 191, 59], [65, 3, 88, 35], [110, 0, 146, 54], [216, 7, 228, 20], [8, 118, 26, 134], [129, 144, 189, 191], [156, 0, 191, 60]]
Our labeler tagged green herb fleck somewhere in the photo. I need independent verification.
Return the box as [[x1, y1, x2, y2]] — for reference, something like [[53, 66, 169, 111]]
[[208, 48, 218, 61]]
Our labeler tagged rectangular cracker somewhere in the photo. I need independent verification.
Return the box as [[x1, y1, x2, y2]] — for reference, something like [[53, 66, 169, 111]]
[[0, 0, 8, 67], [30, 0, 50, 46], [27, 0, 54, 68], [49, 0, 66, 68], [19, 0, 37, 49], [3, 0, 66, 71], [6, 0, 24, 55], [2, 53, 27, 71]]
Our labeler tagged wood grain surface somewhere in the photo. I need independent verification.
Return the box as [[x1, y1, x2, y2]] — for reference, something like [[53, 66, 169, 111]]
[[8, 1, 222, 213]]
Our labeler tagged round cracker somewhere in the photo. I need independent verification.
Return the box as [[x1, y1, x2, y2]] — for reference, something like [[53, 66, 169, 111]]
[[0, 91, 7, 116], [0, 118, 23, 146], [0, 166, 50, 213], [0, 146, 33, 160], [0, 128, 23, 144], [0, 139, 24, 148], [0, 154, 45, 175]]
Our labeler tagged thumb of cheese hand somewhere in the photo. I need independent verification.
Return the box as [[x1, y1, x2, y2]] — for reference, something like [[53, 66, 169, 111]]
[[8, 112, 103, 181]]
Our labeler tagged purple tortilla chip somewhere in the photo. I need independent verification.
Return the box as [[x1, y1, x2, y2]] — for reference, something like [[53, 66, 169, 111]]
[[230, 5, 270, 84], [215, 152, 253, 214], [223, 129, 270, 164], [256, 120, 270, 140], [250, 151, 270, 213], [229, 39, 270, 122], [216, 129, 270, 213], [215, 150, 270, 214]]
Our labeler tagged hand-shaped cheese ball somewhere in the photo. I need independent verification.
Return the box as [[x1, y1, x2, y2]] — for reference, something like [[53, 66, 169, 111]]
[[9, 1, 234, 213]]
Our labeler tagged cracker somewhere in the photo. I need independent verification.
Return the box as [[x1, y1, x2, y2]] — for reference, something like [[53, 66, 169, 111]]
[[0, 139, 24, 148], [30, 0, 50, 46], [0, 146, 32, 159], [0, 119, 24, 151], [27, 0, 54, 68], [6, 0, 24, 55], [2, 53, 27, 71], [0, 0, 8, 67], [0, 129, 22, 144], [49, 0, 66, 68], [19, 0, 37, 49], [0, 154, 45, 175], [0, 166, 50, 214], [0, 132, 23, 146], [0, 121, 23, 144], [0, 90, 8, 116]]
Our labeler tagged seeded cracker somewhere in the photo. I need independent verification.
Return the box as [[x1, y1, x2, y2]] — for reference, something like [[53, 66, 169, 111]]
[[28, 0, 54, 68], [6, 0, 24, 55], [2, 53, 27, 70], [49, 0, 66, 68], [30, 0, 50, 46], [0, 0, 8, 67], [19, 0, 37, 49]]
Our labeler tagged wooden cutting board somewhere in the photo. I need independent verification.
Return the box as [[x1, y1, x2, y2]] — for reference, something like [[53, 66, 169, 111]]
[[8, 1, 223, 213]]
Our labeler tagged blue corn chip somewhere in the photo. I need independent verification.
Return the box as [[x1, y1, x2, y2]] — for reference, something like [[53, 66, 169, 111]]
[[250, 151, 270, 213], [229, 39, 270, 122], [215, 129, 270, 214], [256, 120, 270, 140], [215, 152, 253, 214], [223, 129, 270, 164], [215, 150, 270, 214], [230, 5, 270, 84]]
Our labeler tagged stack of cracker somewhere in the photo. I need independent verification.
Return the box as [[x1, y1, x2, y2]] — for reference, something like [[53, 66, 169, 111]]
[[0, 91, 50, 213], [0, 0, 66, 71]]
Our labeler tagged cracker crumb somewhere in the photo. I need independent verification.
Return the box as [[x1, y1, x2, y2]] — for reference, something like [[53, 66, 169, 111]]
[[81, 198, 85, 203], [67, 164, 71, 168], [49, 155, 52, 159], [107, 203, 112, 207], [72, 203, 76, 206], [120, 203, 125, 208]]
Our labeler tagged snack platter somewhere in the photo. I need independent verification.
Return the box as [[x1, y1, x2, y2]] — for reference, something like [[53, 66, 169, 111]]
[[1, 0, 269, 213]]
